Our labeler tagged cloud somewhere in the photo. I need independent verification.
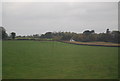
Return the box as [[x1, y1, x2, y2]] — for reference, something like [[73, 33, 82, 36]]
[[2, 0, 120, 2], [0, 2, 2, 26], [2, 2, 118, 35]]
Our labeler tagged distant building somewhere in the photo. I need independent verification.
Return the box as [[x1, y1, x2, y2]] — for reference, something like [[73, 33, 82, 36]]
[[70, 38, 75, 42]]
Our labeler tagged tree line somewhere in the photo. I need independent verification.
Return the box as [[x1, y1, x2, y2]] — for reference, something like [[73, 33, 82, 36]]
[[0, 27, 120, 43], [39, 29, 120, 43], [0, 27, 16, 40]]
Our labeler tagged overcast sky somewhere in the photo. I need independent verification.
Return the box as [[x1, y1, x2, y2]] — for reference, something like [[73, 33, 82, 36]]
[[2, 2, 118, 36]]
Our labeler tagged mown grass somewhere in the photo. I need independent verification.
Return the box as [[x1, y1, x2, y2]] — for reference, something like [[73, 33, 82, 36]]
[[2, 40, 118, 79], [0, 41, 2, 79]]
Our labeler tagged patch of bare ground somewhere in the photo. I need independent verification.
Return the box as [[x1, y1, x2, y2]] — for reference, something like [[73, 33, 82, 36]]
[[63, 41, 120, 47]]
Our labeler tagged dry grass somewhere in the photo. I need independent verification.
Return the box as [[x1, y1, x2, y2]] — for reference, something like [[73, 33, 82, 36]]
[[64, 41, 120, 47]]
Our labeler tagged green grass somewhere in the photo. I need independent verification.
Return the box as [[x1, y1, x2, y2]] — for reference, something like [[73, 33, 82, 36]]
[[2, 40, 118, 79], [0, 41, 2, 79]]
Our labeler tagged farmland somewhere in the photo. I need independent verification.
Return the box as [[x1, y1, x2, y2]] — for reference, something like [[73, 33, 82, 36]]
[[2, 40, 118, 79]]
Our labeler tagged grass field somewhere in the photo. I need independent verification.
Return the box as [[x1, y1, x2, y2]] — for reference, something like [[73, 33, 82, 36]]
[[0, 41, 2, 79], [2, 41, 118, 79]]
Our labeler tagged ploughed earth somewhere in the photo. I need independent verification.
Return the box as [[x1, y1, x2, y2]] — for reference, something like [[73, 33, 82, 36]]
[[63, 41, 120, 47]]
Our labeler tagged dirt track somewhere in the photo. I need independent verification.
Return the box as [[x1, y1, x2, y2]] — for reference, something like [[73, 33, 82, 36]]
[[62, 41, 120, 47]]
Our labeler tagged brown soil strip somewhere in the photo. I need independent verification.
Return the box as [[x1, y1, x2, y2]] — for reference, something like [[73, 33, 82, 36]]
[[62, 41, 120, 47]]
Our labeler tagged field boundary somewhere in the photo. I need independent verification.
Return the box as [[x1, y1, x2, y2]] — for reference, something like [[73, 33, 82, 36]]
[[58, 41, 120, 47], [4, 39, 120, 47]]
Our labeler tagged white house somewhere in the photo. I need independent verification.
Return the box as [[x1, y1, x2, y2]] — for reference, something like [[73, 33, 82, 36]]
[[70, 38, 75, 42]]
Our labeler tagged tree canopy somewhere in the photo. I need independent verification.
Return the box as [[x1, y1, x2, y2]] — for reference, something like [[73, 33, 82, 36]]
[[0, 27, 8, 40], [11, 32, 16, 40]]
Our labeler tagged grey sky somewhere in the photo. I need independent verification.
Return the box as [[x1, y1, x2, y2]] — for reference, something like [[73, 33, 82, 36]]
[[0, 1, 2, 26], [2, 2, 118, 36]]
